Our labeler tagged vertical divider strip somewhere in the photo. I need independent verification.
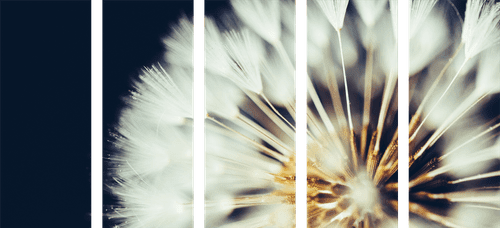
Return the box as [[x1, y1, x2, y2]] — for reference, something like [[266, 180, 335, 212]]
[[296, 0, 307, 227], [91, 0, 103, 227], [398, 0, 410, 227], [193, 0, 205, 227]]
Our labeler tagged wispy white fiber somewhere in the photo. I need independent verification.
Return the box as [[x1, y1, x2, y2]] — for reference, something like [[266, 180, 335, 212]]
[[223, 29, 264, 94], [205, 18, 232, 76], [314, 0, 349, 31], [113, 112, 192, 183], [410, 0, 439, 38], [449, 44, 477, 77], [279, 2, 297, 63], [462, 0, 500, 59], [476, 46, 500, 94], [389, 0, 398, 40], [442, 138, 500, 178], [377, 15, 397, 76], [410, 10, 450, 76], [128, 65, 192, 125], [261, 53, 295, 106], [421, 67, 469, 129], [206, 74, 244, 119], [450, 203, 500, 228], [330, 23, 359, 68], [353, 0, 388, 28], [356, 12, 387, 50], [111, 179, 193, 228], [280, 0, 295, 34], [163, 16, 193, 68], [230, 0, 281, 43], [307, 3, 333, 67]]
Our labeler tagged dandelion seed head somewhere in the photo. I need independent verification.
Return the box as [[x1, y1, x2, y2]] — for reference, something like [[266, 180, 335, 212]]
[[107, 0, 500, 227]]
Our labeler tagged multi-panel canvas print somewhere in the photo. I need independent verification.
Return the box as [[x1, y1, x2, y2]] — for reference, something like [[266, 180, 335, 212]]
[[103, 1, 500, 227]]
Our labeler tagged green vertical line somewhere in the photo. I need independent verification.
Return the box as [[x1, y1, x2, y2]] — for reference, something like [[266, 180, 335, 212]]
[[398, 0, 408, 228], [194, 0, 205, 228], [92, 0, 102, 228], [295, 0, 306, 228]]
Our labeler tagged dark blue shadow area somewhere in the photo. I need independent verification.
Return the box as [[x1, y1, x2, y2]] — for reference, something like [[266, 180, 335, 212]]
[[1, 1, 91, 227]]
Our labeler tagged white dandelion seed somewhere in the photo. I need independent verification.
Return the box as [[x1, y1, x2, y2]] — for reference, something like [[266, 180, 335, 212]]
[[222, 28, 265, 94], [313, 0, 349, 32], [106, 0, 500, 227], [462, 0, 500, 60]]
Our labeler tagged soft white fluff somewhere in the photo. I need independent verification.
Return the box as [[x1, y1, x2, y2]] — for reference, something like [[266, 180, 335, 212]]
[[410, 0, 439, 38], [462, 0, 500, 59], [230, 0, 281, 43], [313, 0, 349, 31], [353, 0, 388, 28]]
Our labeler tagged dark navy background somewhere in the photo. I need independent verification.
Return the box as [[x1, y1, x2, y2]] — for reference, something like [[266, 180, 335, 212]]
[[1, 1, 91, 227]]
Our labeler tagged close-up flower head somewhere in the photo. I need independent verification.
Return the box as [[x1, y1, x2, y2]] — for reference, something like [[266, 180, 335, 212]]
[[104, 0, 500, 227]]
